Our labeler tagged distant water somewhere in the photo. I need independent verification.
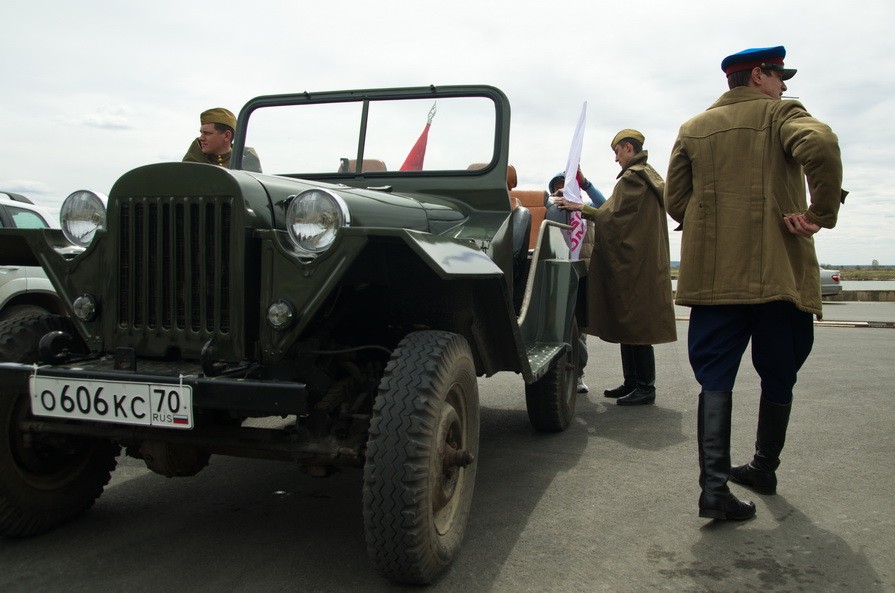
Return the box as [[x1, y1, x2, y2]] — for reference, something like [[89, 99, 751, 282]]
[[840, 281, 895, 290]]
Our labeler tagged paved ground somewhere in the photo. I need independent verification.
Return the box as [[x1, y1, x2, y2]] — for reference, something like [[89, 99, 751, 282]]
[[676, 299, 895, 325], [816, 300, 895, 324], [1, 301, 892, 592]]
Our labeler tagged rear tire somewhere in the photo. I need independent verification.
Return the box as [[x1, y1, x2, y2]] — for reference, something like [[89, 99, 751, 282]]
[[363, 330, 479, 584], [525, 321, 579, 432], [0, 314, 119, 537]]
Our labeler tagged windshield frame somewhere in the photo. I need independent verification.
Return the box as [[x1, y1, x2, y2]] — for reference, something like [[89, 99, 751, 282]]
[[233, 85, 509, 183]]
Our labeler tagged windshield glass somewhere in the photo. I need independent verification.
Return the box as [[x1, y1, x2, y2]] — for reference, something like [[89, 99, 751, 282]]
[[242, 95, 496, 176]]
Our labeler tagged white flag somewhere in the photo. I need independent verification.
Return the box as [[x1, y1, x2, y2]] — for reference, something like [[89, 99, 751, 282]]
[[563, 102, 587, 259]]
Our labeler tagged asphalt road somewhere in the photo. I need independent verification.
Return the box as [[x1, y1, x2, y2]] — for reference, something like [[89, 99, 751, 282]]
[[676, 299, 895, 325], [1, 301, 892, 593]]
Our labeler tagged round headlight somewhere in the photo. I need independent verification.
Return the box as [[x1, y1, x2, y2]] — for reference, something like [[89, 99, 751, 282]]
[[60, 190, 107, 248], [72, 294, 98, 321], [267, 300, 295, 329], [286, 189, 349, 255]]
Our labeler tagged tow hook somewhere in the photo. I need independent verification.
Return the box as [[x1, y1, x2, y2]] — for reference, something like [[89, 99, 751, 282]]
[[39, 331, 75, 364]]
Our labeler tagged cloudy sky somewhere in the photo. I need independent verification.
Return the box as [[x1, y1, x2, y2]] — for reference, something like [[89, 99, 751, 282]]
[[3, 0, 893, 265]]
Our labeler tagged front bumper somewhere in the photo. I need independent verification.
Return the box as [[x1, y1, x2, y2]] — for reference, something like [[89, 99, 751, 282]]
[[0, 358, 309, 417]]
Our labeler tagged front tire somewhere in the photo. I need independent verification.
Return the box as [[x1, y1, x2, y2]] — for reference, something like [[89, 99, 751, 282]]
[[0, 304, 51, 322], [0, 314, 119, 537], [363, 330, 479, 584]]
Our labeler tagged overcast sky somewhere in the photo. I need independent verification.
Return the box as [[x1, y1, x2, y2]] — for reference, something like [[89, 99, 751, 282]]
[[3, 0, 893, 265]]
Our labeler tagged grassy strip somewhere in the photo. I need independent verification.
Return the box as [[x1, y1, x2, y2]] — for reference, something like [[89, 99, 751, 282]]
[[823, 266, 895, 281]]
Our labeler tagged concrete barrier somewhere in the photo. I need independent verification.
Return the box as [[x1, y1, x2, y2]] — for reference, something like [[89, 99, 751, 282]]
[[826, 290, 895, 302]]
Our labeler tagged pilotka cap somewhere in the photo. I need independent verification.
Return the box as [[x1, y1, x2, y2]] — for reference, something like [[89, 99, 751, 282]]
[[611, 129, 645, 149], [200, 107, 237, 129], [721, 45, 797, 81]]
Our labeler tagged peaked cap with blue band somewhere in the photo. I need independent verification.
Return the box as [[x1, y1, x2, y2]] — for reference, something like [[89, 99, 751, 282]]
[[721, 45, 797, 81]]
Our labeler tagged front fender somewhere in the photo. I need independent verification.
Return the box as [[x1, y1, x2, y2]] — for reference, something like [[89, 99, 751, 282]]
[[0, 228, 87, 323], [399, 230, 503, 279], [257, 227, 509, 363]]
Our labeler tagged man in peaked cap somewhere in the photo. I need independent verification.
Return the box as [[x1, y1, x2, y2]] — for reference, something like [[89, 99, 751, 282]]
[[665, 46, 846, 522], [182, 107, 262, 172], [721, 45, 797, 83], [555, 129, 677, 406]]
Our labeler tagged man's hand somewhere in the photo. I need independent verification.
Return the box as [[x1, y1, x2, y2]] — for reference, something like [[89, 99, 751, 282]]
[[784, 213, 821, 236], [554, 198, 583, 211]]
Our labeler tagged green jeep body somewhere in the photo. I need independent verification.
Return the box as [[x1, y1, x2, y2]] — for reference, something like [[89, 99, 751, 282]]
[[0, 85, 584, 584]]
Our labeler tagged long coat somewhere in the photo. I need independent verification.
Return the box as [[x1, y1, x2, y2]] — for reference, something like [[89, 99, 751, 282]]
[[580, 151, 677, 345], [665, 87, 845, 317]]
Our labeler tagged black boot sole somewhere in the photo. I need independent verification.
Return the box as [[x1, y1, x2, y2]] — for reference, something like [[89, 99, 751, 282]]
[[698, 506, 756, 521], [603, 387, 635, 399], [617, 392, 656, 406], [698, 494, 756, 521]]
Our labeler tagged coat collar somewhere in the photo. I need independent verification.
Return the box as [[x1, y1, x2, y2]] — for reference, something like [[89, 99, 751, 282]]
[[617, 150, 649, 178], [708, 86, 775, 110]]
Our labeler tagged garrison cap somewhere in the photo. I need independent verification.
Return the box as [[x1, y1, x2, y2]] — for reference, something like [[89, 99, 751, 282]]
[[721, 45, 797, 80], [611, 129, 645, 149], [200, 107, 237, 129]]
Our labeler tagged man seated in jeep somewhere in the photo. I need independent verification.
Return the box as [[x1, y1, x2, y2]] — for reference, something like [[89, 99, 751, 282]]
[[183, 107, 262, 172]]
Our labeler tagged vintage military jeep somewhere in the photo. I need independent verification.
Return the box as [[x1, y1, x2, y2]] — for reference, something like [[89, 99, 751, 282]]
[[0, 85, 583, 584]]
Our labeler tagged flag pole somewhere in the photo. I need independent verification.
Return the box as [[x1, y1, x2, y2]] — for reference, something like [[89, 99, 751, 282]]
[[400, 102, 437, 171]]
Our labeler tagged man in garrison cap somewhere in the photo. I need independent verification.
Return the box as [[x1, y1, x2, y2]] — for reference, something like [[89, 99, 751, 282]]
[[182, 107, 262, 172], [554, 129, 677, 407], [665, 46, 846, 522]]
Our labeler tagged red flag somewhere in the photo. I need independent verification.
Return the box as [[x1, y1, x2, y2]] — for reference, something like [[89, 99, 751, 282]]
[[400, 103, 437, 171]]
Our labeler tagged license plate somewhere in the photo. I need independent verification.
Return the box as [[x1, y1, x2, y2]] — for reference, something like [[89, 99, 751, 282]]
[[30, 375, 193, 429]]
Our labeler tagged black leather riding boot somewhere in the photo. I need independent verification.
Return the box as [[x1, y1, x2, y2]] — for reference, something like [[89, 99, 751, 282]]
[[698, 391, 756, 520], [730, 398, 792, 495], [617, 345, 655, 405], [632, 344, 655, 391], [604, 344, 636, 398]]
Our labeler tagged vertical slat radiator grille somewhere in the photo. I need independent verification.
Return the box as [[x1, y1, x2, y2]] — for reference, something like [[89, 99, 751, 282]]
[[117, 196, 234, 338]]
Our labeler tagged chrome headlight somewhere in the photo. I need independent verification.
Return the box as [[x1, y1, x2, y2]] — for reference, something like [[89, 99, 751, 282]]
[[60, 190, 107, 247], [72, 294, 98, 321], [286, 189, 350, 255], [267, 300, 295, 329]]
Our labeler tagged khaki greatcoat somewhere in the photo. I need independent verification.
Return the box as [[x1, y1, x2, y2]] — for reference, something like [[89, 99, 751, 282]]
[[183, 140, 263, 173], [580, 151, 677, 345], [665, 87, 845, 317]]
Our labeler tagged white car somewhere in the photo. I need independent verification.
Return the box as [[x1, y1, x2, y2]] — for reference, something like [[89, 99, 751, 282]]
[[820, 267, 842, 297], [0, 192, 67, 320]]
